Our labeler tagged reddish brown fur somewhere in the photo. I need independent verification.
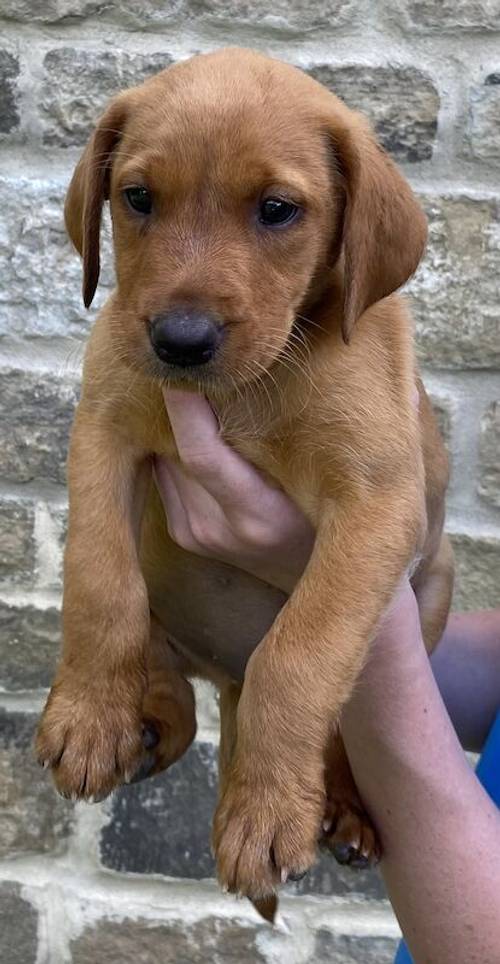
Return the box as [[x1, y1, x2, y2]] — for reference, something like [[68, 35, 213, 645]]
[[37, 48, 452, 901]]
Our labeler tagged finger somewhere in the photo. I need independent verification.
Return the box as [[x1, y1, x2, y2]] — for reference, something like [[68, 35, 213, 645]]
[[153, 456, 198, 549], [163, 388, 266, 508]]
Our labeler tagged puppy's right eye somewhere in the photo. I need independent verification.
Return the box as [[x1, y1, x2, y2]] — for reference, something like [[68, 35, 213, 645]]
[[124, 186, 153, 215]]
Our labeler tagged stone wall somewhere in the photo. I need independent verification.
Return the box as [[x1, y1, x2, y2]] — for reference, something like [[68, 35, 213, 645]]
[[0, 2, 499, 962]]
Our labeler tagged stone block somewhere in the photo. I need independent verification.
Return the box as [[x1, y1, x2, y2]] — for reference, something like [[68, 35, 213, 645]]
[[0, 601, 60, 692], [0, 882, 38, 964], [0, 709, 73, 856], [478, 401, 500, 509], [0, 368, 78, 485], [308, 64, 438, 162], [408, 195, 500, 369]]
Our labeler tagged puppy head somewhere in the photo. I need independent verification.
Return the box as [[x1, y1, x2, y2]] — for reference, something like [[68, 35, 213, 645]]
[[65, 48, 427, 389]]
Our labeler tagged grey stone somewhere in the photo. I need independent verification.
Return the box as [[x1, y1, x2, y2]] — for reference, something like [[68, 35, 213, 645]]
[[0, 49, 20, 134], [40, 48, 174, 146], [312, 930, 398, 963], [408, 195, 500, 370], [308, 64, 438, 162], [71, 916, 266, 964], [100, 741, 386, 899], [0, 368, 79, 484], [0, 176, 113, 340], [0, 0, 181, 24], [468, 73, 500, 166], [0, 601, 61, 692], [478, 401, 500, 509], [0, 882, 38, 964], [0, 709, 73, 856], [0, 499, 35, 583], [399, 0, 500, 32], [183, 0, 357, 32], [450, 532, 500, 611]]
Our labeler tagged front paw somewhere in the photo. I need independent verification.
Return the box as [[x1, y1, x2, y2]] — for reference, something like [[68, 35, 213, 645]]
[[36, 664, 146, 801], [212, 764, 324, 899]]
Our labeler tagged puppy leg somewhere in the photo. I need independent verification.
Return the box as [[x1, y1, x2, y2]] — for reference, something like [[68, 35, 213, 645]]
[[322, 729, 379, 868], [133, 617, 197, 783], [218, 682, 278, 924], [37, 411, 153, 800]]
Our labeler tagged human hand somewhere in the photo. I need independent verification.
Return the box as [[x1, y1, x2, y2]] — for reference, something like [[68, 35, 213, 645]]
[[154, 388, 315, 594]]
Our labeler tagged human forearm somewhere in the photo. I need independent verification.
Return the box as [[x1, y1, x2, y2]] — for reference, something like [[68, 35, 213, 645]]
[[341, 587, 500, 964]]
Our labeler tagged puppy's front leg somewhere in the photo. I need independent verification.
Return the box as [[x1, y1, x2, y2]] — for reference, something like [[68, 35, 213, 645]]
[[213, 491, 422, 898], [36, 407, 151, 801]]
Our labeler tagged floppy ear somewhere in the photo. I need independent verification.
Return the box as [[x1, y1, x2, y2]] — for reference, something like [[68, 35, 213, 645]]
[[64, 96, 129, 308], [331, 115, 427, 342]]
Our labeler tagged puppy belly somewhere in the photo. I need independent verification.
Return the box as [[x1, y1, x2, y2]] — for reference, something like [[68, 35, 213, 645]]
[[146, 552, 286, 683]]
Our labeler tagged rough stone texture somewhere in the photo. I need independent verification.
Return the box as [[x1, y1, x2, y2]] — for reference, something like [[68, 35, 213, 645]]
[[70, 916, 267, 964], [0, 601, 60, 692], [0, 709, 73, 856], [308, 64, 439, 162], [0, 176, 112, 339], [0, 882, 38, 964], [0, 500, 35, 584], [0, 49, 20, 135], [478, 401, 500, 509], [0, 0, 182, 24], [468, 73, 500, 166], [100, 740, 386, 899], [450, 532, 500, 611], [400, 0, 500, 32], [35, 502, 68, 591], [312, 930, 398, 963], [408, 195, 500, 369], [0, 369, 78, 484], [183, 0, 357, 32], [41, 48, 174, 146]]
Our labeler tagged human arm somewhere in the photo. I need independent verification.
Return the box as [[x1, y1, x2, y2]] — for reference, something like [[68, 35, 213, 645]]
[[156, 389, 500, 960]]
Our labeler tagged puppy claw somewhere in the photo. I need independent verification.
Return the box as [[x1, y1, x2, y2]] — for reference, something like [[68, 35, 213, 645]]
[[280, 868, 288, 884]]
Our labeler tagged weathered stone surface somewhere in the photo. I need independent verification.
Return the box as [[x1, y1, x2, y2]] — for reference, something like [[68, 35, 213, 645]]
[[0, 882, 38, 964], [408, 195, 500, 369], [0, 709, 73, 856], [468, 74, 500, 166], [312, 930, 398, 963], [100, 742, 219, 878], [0, 602, 60, 692], [400, 0, 500, 32], [100, 740, 386, 899], [40, 48, 174, 146], [0, 369, 78, 484], [478, 401, 500, 509], [0, 499, 35, 583], [71, 916, 266, 964], [0, 0, 181, 24], [450, 532, 500, 611], [34, 502, 68, 591], [0, 49, 20, 134], [2, 0, 357, 29], [0, 176, 112, 339], [308, 65, 438, 162], [183, 0, 357, 32]]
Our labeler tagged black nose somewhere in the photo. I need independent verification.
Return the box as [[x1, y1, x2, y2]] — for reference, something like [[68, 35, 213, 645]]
[[150, 309, 223, 368]]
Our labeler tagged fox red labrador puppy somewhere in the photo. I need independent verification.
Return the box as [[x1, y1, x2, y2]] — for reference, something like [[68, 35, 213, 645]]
[[37, 48, 453, 913]]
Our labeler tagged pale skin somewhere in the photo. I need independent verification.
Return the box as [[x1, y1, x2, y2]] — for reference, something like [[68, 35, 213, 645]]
[[155, 387, 500, 964]]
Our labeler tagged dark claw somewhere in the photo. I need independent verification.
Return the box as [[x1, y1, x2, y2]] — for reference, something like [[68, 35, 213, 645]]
[[349, 854, 370, 870], [129, 753, 156, 784], [332, 842, 359, 865], [142, 723, 160, 750], [288, 870, 308, 882]]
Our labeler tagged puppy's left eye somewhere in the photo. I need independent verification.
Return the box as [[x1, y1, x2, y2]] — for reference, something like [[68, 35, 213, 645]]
[[259, 197, 299, 226], [124, 186, 153, 215]]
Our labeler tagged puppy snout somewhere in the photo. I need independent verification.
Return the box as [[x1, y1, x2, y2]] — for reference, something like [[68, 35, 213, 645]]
[[150, 308, 224, 368]]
